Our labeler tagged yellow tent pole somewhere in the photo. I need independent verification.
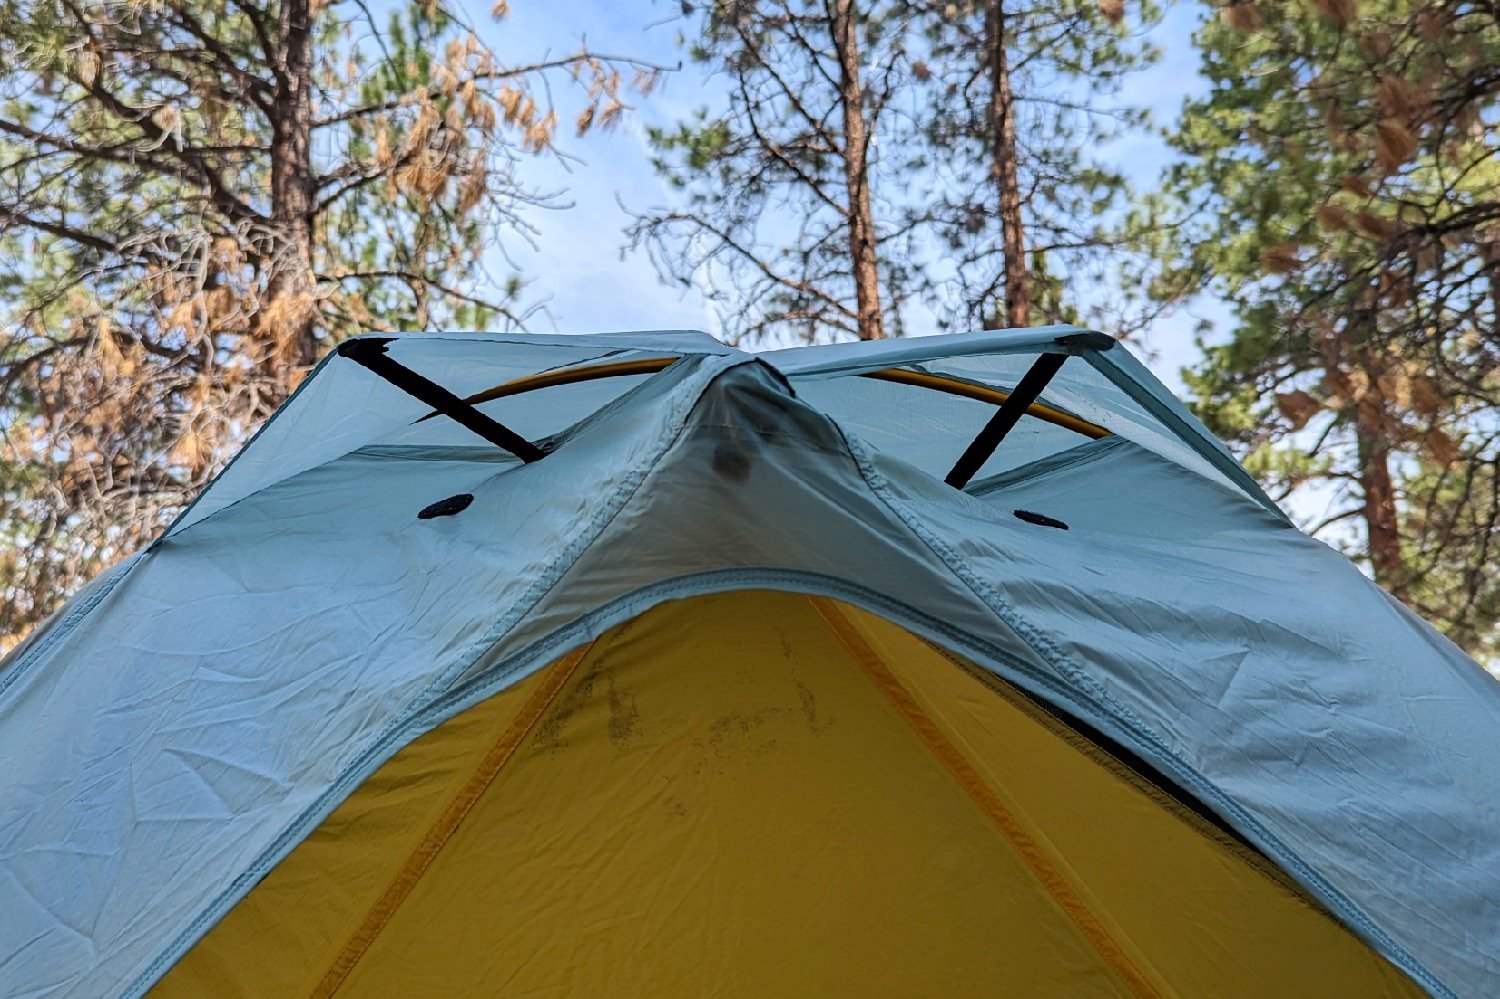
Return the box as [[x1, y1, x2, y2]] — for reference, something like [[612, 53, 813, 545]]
[[860, 367, 1107, 440], [428, 357, 1109, 440], [416, 358, 681, 421]]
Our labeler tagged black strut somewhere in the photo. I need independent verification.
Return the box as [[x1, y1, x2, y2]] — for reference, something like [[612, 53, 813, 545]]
[[944, 351, 1069, 490], [337, 338, 548, 463]]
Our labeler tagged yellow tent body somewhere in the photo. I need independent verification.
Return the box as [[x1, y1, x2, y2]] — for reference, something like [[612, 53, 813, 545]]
[[155, 592, 1420, 998]]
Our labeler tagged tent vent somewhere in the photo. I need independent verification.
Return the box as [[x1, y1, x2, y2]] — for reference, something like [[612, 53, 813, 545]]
[[1013, 509, 1068, 530], [418, 493, 475, 520]]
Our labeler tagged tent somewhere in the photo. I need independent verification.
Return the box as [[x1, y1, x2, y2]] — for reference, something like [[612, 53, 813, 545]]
[[2, 327, 1496, 998]]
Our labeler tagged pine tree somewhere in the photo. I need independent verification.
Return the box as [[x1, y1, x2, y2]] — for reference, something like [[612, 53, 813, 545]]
[[1158, 0, 1500, 657], [907, 0, 1161, 332], [0, 0, 656, 645], [628, 0, 924, 343], [632, 0, 1162, 345]]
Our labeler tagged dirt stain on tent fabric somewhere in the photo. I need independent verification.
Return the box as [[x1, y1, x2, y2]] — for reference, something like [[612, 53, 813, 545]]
[[796, 679, 832, 735], [607, 671, 640, 747], [531, 655, 607, 752]]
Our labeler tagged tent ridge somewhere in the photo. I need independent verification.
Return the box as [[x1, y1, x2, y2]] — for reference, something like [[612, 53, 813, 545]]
[[0, 554, 144, 708], [431, 354, 766, 694], [157, 343, 348, 539], [1079, 350, 1287, 520]]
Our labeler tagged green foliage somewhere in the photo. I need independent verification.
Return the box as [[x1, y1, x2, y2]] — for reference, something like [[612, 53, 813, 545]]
[[907, 0, 1163, 332], [1156, 0, 1500, 657], [0, 0, 653, 645]]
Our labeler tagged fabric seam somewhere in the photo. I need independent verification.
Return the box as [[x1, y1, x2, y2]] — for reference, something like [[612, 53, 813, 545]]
[[832, 429, 1449, 999], [923, 638, 1309, 897], [966, 435, 1127, 496], [312, 643, 592, 996], [809, 596, 1164, 999], [0, 554, 143, 705]]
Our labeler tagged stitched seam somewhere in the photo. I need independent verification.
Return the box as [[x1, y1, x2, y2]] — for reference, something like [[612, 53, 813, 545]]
[[1080, 352, 1285, 520], [313, 643, 592, 997], [967, 435, 1127, 496], [809, 596, 1163, 999], [923, 639, 1308, 896], [433, 352, 751, 693], [0, 554, 142, 703], [835, 432, 1450, 999]]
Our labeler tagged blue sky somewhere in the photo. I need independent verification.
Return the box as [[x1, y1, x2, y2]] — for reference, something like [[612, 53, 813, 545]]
[[470, 0, 1229, 391]]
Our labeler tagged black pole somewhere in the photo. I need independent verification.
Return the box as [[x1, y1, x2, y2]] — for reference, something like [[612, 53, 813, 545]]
[[944, 351, 1069, 489], [337, 338, 548, 463]]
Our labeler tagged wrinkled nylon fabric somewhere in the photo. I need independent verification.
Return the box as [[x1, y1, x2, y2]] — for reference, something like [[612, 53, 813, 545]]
[[146, 662, 564, 996], [2, 333, 1496, 998], [153, 591, 1421, 998], [865, 417, 1500, 997], [0, 353, 752, 997], [767, 328, 1276, 512], [167, 330, 730, 534]]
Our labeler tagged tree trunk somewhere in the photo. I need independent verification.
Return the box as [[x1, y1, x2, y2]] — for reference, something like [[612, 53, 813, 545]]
[[1356, 398, 1407, 600], [984, 0, 1030, 328], [268, 0, 319, 370], [830, 0, 885, 340], [1481, 236, 1500, 330], [1321, 323, 1407, 600], [1352, 349, 1408, 601]]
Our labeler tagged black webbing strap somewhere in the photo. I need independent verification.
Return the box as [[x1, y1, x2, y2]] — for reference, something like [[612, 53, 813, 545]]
[[944, 351, 1069, 489], [337, 338, 548, 463]]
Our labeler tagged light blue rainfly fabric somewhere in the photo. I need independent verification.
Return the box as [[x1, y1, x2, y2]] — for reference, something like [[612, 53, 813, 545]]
[[164, 329, 731, 534], [0, 329, 1495, 999], [766, 326, 1286, 516]]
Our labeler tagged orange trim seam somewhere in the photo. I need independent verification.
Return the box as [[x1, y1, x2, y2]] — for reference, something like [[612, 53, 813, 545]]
[[859, 367, 1109, 439], [313, 644, 594, 997], [427, 357, 1108, 441], [806, 597, 1162, 999]]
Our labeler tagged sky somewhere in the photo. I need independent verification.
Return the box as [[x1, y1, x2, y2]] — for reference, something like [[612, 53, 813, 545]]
[[464, 2, 1388, 548], [466, 0, 1228, 390]]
